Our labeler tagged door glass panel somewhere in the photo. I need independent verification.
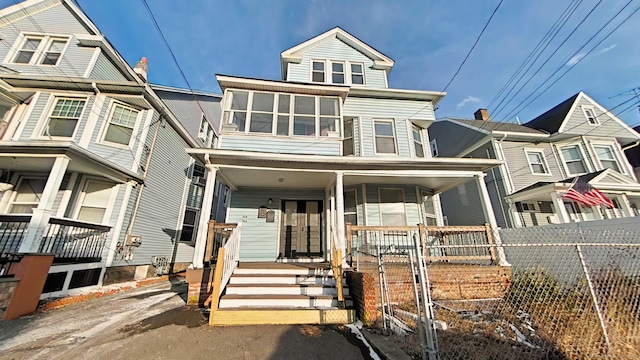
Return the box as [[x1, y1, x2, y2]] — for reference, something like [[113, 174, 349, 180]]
[[307, 201, 319, 226], [285, 201, 297, 226]]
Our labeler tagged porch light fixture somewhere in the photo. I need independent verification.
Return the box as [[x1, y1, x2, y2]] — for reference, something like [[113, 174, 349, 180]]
[[278, 177, 284, 183], [268, 198, 273, 205]]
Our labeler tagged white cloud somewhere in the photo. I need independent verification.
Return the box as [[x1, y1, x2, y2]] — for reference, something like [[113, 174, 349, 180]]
[[596, 44, 617, 55], [456, 95, 481, 110], [565, 52, 586, 66]]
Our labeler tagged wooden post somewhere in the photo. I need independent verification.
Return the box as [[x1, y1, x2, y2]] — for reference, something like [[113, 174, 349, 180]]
[[485, 223, 497, 264], [418, 223, 428, 262], [204, 220, 216, 266], [335, 249, 344, 303], [209, 248, 225, 314], [346, 222, 353, 266]]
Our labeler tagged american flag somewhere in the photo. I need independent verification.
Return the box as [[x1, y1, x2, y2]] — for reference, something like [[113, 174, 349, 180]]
[[562, 177, 614, 208]]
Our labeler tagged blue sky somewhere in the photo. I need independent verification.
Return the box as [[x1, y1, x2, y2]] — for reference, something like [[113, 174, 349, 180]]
[[25, 1, 640, 124]]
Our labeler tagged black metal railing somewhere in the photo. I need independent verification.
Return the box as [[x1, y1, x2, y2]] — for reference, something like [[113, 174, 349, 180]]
[[39, 217, 111, 263], [0, 214, 31, 258]]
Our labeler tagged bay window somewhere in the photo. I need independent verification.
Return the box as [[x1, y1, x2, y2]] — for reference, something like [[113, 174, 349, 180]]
[[379, 188, 406, 226]]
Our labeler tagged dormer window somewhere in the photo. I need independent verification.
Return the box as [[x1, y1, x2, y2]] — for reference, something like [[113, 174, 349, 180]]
[[351, 63, 364, 85], [582, 106, 599, 125], [312, 61, 325, 83], [331, 62, 345, 84], [10, 34, 68, 66]]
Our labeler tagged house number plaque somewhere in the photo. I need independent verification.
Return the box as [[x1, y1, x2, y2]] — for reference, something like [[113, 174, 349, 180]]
[[266, 210, 275, 223]]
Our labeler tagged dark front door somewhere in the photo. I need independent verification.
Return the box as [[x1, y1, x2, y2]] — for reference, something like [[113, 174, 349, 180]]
[[279, 200, 323, 258]]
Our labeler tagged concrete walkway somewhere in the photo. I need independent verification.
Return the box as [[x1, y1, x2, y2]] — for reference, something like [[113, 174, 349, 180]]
[[0, 279, 375, 360]]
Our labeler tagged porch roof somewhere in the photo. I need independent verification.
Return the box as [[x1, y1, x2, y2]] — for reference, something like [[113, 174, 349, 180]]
[[0, 140, 144, 184], [506, 169, 640, 202], [188, 149, 501, 193]]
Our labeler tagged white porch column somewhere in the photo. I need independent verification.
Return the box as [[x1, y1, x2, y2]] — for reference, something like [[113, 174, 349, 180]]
[[335, 172, 347, 265], [192, 165, 218, 269], [475, 174, 508, 266], [550, 192, 571, 223], [19, 156, 70, 253], [618, 194, 634, 217]]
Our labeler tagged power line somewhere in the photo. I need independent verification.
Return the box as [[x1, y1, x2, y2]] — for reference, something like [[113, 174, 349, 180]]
[[500, 2, 638, 121], [492, 0, 603, 118], [441, 0, 504, 93]]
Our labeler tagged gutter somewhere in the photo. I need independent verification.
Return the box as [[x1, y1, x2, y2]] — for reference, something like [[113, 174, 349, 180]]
[[622, 140, 640, 151]]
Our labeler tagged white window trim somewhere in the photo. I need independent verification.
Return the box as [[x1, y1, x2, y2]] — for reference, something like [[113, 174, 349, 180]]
[[344, 189, 358, 225], [524, 148, 552, 176], [557, 143, 591, 176], [3, 33, 71, 67], [430, 139, 438, 157], [581, 105, 599, 126], [71, 176, 117, 225], [590, 142, 625, 174], [343, 117, 355, 156], [349, 61, 366, 86], [98, 100, 142, 149], [411, 124, 426, 158], [310, 59, 326, 83], [308, 59, 366, 86], [36, 95, 89, 140], [4, 175, 47, 214], [373, 119, 398, 155], [222, 89, 342, 139], [378, 187, 407, 226], [330, 61, 346, 85]]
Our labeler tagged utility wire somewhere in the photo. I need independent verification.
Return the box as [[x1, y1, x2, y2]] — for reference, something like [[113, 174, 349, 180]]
[[441, 0, 504, 93]]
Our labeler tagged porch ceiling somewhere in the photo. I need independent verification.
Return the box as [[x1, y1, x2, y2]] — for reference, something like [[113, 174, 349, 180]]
[[218, 166, 479, 193]]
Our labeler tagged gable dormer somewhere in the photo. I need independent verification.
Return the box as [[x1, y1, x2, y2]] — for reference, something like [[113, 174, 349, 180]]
[[280, 27, 393, 88]]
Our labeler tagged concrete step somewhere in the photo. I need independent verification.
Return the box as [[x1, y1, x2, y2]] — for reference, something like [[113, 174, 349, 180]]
[[218, 294, 353, 309], [225, 283, 350, 296], [209, 308, 356, 326], [229, 274, 346, 286], [233, 267, 333, 276]]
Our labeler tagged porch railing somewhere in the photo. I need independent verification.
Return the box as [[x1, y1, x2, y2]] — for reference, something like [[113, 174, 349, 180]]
[[203, 221, 237, 266], [0, 214, 31, 259], [39, 217, 111, 263], [347, 223, 496, 266], [209, 222, 242, 311]]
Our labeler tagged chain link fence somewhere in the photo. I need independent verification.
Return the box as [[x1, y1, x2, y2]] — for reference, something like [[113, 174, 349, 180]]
[[351, 225, 640, 360]]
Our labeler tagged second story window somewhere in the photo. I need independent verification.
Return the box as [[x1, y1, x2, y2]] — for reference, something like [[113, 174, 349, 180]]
[[374, 120, 397, 154], [312, 61, 325, 83], [560, 145, 587, 175], [11, 35, 68, 66], [594, 145, 621, 172], [412, 125, 424, 157], [430, 139, 438, 157], [44, 98, 86, 137], [343, 118, 354, 156], [331, 62, 345, 84], [250, 92, 275, 133], [351, 63, 364, 85], [103, 103, 139, 146], [228, 90, 249, 131], [525, 150, 550, 175]]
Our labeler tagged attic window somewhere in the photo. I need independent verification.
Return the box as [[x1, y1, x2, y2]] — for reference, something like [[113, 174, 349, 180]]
[[331, 62, 345, 84], [312, 61, 325, 83], [582, 106, 599, 125], [351, 63, 364, 85]]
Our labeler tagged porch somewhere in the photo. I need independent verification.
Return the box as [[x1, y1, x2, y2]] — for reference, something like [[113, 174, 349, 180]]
[[506, 169, 640, 227]]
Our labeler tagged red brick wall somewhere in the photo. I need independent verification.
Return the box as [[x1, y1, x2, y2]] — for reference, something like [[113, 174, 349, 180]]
[[345, 270, 377, 326]]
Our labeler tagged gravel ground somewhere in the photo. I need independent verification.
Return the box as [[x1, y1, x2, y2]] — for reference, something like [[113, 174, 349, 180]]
[[0, 279, 373, 360]]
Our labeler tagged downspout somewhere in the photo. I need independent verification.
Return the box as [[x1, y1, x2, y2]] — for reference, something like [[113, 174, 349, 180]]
[[126, 117, 163, 236], [622, 140, 640, 151]]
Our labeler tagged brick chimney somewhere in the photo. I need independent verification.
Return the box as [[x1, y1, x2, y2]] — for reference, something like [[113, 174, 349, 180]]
[[474, 108, 490, 121], [133, 57, 148, 82]]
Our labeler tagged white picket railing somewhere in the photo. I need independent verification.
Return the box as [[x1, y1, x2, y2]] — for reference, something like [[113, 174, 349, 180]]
[[218, 222, 242, 297]]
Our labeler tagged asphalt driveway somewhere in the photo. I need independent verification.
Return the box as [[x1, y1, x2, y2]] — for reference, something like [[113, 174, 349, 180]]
[[0, 279, 375, 360]]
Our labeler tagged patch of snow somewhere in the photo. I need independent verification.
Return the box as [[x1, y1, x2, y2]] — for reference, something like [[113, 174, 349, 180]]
[[345, 324, 382, 360]]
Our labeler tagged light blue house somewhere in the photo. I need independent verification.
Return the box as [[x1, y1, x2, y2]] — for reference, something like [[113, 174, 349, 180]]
[[188, 28, 503, 268], [0, 0, 221, 297]]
